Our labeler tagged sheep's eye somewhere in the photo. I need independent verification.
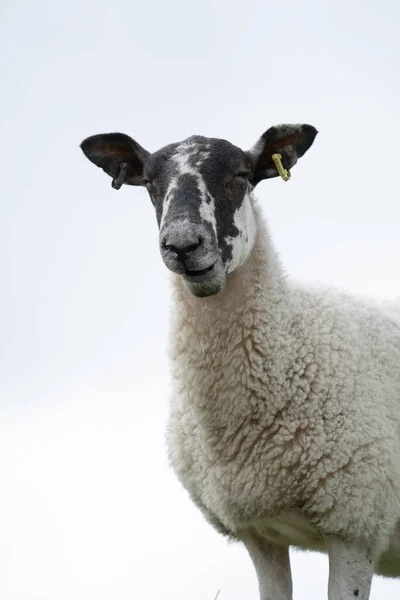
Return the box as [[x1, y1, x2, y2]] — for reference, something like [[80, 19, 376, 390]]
[[234, 172, 250, 181], [144, 179, 160, 197]]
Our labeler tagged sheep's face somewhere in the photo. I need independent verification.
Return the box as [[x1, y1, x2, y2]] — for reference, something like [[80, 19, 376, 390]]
[[144, 136, 257, 297], [81, 124, 317, 297]]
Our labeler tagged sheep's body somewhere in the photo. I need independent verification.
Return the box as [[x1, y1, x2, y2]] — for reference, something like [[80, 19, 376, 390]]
[[167, 199, 400, 577], [81, 122, 399, 597]]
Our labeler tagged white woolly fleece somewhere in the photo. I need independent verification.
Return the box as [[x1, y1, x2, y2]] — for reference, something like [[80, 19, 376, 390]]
[[166, 198, 400, 577]]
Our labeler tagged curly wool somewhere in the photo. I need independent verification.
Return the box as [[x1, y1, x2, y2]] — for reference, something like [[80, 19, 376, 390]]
[[167, 198, 400, 576]]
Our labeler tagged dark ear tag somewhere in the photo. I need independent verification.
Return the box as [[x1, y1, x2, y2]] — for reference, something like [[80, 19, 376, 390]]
[[112, 162, 129, 190]]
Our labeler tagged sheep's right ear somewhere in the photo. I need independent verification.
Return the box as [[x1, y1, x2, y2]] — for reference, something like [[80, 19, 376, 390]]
[[80, 133, 150, 189]]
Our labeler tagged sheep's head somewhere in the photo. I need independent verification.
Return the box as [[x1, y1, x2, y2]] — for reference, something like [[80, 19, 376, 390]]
[[80, 124, 317, 297]]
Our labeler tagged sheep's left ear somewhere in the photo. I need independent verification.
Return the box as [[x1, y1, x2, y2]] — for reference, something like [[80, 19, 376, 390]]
[[246, 124, 318, 185]]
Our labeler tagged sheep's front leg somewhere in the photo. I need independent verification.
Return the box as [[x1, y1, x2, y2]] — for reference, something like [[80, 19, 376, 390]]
[[326, 536, 375, 600], [240, 529, 292, 600]]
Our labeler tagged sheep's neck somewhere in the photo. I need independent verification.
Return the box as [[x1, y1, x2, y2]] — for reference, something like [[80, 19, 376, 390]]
[[169, 206, 293, 446]]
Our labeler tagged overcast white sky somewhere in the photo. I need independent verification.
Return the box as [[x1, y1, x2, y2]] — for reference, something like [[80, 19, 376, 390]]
[[1, 1, 399, 598]]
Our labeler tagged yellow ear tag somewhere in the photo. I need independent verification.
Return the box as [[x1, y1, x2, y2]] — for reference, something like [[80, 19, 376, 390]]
[[271, 153, 291, 182]]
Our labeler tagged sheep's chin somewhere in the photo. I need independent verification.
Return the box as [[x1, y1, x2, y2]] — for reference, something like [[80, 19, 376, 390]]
[[183, 278, 223, 298], [180, 261, 226, 297]]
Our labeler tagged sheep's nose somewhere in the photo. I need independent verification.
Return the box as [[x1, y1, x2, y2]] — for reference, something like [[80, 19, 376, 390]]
[[162, 236, 203, 261]]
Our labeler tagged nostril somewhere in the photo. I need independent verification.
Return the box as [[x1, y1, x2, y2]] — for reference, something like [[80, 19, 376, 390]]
[[162, 237, 202, 259], [162, 238, 172, 252], [184, 240, 201, 254]]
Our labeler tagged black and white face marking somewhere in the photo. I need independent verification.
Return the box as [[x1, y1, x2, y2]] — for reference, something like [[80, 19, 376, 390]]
[[80, 124, 317, 297], [141, 136, 257, 296]]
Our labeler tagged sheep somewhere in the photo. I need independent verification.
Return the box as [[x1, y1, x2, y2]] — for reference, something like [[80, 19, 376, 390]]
[[80, 123, 400, 600]]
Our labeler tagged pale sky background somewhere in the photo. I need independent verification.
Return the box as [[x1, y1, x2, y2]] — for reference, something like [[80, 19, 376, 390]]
[[1, 1, 400, 598]]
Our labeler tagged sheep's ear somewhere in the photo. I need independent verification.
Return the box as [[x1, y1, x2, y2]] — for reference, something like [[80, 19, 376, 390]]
[[246, 124, 318, 185], [80, 133, 150, 188]]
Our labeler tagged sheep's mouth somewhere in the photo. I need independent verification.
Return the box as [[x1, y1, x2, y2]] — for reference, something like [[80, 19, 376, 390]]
[[182, 262, 224, 297], [184, 264, 214, 277]]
